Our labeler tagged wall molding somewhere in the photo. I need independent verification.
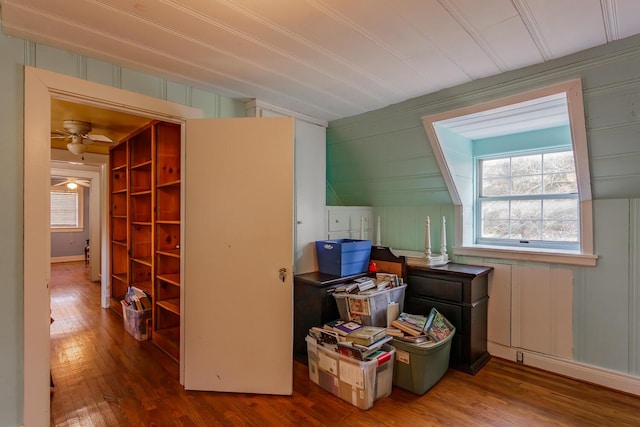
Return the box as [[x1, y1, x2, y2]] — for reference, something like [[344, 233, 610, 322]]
[[489, 342, 640, 396]]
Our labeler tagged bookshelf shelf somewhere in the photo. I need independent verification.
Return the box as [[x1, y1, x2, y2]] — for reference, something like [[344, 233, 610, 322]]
[[157, 298, 180, 315], [157, 273, 180, 286]]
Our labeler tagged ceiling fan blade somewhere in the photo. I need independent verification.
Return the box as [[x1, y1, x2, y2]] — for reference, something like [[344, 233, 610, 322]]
[[86, 134, 113, 143], [76, 181, 91, 187], [50, 135, 69, 139]]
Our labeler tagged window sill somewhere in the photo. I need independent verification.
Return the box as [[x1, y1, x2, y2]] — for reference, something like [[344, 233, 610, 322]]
[[51, 227, 84, 233], [453, 244, 598, 267]]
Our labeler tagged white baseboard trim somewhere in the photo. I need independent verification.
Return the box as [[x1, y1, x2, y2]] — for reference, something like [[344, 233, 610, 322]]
[[51, 255, 85, 263], [488, 342, 640, 396]]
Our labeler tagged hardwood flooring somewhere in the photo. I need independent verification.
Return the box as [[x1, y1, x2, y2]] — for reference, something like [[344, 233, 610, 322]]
[[50, 261, 640, 426]]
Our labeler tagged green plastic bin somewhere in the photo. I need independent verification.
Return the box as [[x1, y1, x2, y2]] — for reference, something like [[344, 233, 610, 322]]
[[390, 328, 455, 394]]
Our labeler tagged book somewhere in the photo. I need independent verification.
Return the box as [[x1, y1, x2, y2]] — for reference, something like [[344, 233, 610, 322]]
[[397, 312, 429, 332], [345, 326, 387, 346], [365, 350, 392, 365], [391, 319, 425, 337], [324, 319, 364, 336], [425, 308, 455, 342], [376, 273, 399, 288], [348, 297, 370, 315], [337, 336, 392, 361], [310, 327, 340, 346], [385, 327, 404, 337], [357, 279, 375, 292]]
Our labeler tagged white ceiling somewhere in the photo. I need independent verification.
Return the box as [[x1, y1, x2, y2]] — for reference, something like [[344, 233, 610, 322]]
[[3, 0, 640, 122]]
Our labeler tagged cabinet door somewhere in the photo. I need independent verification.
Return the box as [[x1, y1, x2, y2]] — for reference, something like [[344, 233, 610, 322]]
[[184, 117, 294, 394]]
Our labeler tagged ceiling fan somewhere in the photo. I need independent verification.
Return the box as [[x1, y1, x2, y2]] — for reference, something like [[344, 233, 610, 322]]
[[51, 120, 113, 155], [53, 177, 90, 189]]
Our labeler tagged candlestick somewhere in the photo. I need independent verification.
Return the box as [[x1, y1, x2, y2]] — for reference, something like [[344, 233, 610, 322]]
[[375, 216, 381, 246], [425, 216, 432, 257], [440, 216, 447, 257], [360, 216, 364, 240]]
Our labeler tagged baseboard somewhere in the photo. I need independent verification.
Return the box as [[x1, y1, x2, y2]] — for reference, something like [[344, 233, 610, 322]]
[[488, 342, 640, 396], [51, 255, 85, 263]]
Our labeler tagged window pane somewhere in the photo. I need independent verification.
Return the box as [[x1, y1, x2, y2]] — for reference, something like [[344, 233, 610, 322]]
[[511, 200, 541, 219], [482, 177, 510, 196], [51, 190, 79, 228], [543, 172, 577, 193], [543, 199, 578, 220], [511, 154, 542, 176], [512, 175, 542, 195], [481, 200, 509, 219], [510, 219, 541, 240], [482, 219, 509, 238], [482, 158, 510, 178], [543, 220, 578, 241], [544, 151, 575, 173]]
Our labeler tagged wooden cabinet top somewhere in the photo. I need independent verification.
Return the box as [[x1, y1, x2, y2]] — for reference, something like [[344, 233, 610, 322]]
[[408, 263, 492, 278]]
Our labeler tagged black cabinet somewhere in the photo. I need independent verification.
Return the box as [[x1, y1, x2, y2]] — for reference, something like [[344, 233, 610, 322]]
[[406, 263, 492, 375], [293, 271, 367, 364]]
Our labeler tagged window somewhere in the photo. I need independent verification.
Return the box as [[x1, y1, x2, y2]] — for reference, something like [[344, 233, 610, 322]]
[[477, 150, 578, 250], [422, 79, 597, 266], [50, 187, 83, 231]]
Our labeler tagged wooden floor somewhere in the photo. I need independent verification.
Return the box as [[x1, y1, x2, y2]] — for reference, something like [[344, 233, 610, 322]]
[[50, 261, 640, 426]]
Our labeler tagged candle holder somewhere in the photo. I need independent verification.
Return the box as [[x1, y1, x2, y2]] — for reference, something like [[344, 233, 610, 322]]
[[423, 216, 450, 267]]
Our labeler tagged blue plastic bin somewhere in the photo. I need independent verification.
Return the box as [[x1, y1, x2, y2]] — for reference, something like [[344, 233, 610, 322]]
[[315, 239, 372, 276]]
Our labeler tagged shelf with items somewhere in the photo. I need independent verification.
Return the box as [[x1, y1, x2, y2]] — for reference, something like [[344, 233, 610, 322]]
[[130, 260, 152, 296]]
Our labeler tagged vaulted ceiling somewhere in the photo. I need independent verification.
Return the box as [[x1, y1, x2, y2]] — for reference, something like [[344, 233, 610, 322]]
[[3, 1, 640, 123]]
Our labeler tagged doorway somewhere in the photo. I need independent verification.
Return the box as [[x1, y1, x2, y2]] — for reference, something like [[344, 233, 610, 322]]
[[24, 66, 202, 426]]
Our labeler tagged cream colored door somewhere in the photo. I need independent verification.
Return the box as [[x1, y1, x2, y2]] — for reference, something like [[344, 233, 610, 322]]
[[184, 117, 294, 394]]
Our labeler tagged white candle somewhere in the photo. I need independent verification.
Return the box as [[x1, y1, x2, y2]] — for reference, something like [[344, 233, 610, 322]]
[[360, 216, 364, 240], [376, 216, 381, 246]]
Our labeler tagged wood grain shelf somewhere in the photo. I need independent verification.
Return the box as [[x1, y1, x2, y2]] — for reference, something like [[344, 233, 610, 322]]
[[157, 180, 180, 188], [157, 249, 180, 258], [157, 298, 180, 315], [132, 257, 153, 267], [157, 273, 180, 286]]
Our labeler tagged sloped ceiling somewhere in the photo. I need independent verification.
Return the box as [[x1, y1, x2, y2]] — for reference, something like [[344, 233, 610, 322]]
[[3, 0, 640, 123]]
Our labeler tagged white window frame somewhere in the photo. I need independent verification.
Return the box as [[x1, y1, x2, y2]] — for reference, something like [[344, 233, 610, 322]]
[[422, 79, 597, 267], [476, 150, 579, 251], [50, 186, 84, 232]]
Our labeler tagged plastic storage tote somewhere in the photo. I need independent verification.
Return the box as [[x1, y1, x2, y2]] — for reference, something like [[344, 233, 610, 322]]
[[333, 284, 406, 327], [315, 239, 372, 276], [121, 300, 152, 341], [305, 335, 395, 410], [390, 328, 455, 394]]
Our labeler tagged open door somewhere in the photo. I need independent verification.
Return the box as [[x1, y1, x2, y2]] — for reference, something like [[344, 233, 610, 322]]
[[184, 117, 294, 394]]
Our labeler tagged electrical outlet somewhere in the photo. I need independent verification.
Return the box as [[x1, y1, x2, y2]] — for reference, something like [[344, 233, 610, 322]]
[[516, 351, 524, 364]]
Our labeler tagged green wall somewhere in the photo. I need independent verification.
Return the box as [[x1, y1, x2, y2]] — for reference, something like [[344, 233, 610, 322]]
[[327, 34, 640, 379], [0, 23, 243, 426]]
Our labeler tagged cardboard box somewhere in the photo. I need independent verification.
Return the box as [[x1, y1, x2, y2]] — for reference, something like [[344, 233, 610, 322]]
[[315, 239, 372, 276]]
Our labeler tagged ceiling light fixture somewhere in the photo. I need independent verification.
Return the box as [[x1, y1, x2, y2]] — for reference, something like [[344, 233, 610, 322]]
[[66, 182, 78, 190]]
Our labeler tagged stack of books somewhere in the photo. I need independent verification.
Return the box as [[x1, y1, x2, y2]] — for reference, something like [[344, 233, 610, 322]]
[[308, 319, 392, 363], [388, 308, 454, 345]]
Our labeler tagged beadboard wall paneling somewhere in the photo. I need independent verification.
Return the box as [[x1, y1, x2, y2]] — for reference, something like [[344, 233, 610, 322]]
[[577, 199, 630, 372]]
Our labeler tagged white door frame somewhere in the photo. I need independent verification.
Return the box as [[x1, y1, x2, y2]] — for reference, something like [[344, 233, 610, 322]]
[[51, 157, 105, 286], [24, 66, 201, 427]]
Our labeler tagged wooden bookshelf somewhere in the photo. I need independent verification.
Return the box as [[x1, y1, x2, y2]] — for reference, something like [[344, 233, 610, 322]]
[[109, 120, 182, 363]]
